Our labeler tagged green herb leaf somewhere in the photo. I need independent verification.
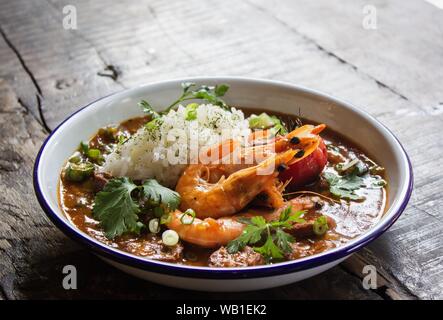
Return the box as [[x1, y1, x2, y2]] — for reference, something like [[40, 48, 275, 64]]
[[92, 177, 141, 239], [274, 228, 294, 254], [226, 237, 245, 254], [250, 215, 267, 227], [278, 206, 292, 222], [139, 83, 230, 129], [181, 82, 195, 93], [141, 179, 181, 211], [165, 83, 230, 112], [226, 206, 304, 260], [254, 233, 284, 260], [79, 141, 89, 154], [323, 172, 365, 201], [277, 206, 306, 227], [139, 100, 160, 119], [285, 210, 306, 225], [215, 84, 230, 97]]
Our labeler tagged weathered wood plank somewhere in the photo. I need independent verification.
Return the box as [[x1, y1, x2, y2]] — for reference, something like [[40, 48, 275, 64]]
[[248, 0, 443, 108]]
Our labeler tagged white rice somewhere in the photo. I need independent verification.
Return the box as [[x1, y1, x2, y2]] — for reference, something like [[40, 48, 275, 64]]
[[100, 104, 251, 188]]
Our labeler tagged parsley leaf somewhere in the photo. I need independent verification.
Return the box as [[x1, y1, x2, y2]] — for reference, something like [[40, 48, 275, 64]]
[[274, 228, 294, 254], [92, 177, 141, 239], [278, 208, 306, 227], [139, 83, 230, 130], [164, 83, 230, 112], [254, 233, 284, 259], [278, 206, 305, 224], [323, 171, 365, 201], [141, 179, 181, 211], [227, 206, 306, 260], [92, 177, 180, 239], [215, 84, 230, 96], [139, 100, 160, 119]]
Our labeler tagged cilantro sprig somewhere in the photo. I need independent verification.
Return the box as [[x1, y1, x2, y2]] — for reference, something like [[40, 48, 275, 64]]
[[92, 177, 180, 239], [92, 178, 142, 239], [165, 82, 230, 112], [323, 171, 365, 201], [139, 100, 160, 120], [141, 179, 180, 212], [140, 82, 230, 130], [227, 206, 305, 261], [323, 159, 387, 201]]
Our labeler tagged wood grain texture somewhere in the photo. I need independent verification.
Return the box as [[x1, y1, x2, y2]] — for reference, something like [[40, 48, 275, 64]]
[[0, 0, 441, 299]]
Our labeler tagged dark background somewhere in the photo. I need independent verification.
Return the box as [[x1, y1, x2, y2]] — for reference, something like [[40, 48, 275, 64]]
[[0, 0, 442, 299]]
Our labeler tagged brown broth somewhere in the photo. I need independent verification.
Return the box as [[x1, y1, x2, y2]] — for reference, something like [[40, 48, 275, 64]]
[[59, 108, 386, 267]]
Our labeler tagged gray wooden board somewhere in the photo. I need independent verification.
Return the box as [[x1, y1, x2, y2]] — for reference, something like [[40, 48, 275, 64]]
[[0, 0, 441, 299]]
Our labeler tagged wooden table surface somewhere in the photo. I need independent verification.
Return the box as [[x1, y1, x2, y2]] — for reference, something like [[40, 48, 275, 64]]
[[0, 0, 442, 300]]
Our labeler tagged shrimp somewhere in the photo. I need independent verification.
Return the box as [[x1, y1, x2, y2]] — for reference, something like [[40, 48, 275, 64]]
[[200, 124, 325, 171], [252, 178, 288, 208], [241, 124, 325, 207], [166, 210, 245, 248], [166, 198, 315, 248], [176, 149, 297, 218], [176, 124, 325, 218]]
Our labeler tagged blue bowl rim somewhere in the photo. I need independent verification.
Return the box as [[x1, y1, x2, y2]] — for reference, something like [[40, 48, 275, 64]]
[[33, 77, 413, 279]]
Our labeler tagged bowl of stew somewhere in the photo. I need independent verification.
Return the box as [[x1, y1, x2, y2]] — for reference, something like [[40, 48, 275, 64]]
[[34, 77, 413, 291]]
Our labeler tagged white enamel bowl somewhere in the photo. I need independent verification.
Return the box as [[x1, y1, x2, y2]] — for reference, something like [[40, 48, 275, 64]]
[[34, 77, 413, 292]]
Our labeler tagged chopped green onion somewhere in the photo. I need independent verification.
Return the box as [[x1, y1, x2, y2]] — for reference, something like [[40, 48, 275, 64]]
[[87, 148, 101, 160], [249, 113, 276, 129], [180, 209, 196, 225], [68, 152, 82, 164], [313, 216, 329, 236], [64, 162, 94, 182], [79, 141, 89, 154], [162, 230, 179, 246], [145, 118, 162, 131], [160, 212, 172, 225], [148, 218, 160, 234], [371, 176, 387, 188], [184, 103, 199, 121], [249, 113, 288, 135], [86, 148, 104, 164]]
